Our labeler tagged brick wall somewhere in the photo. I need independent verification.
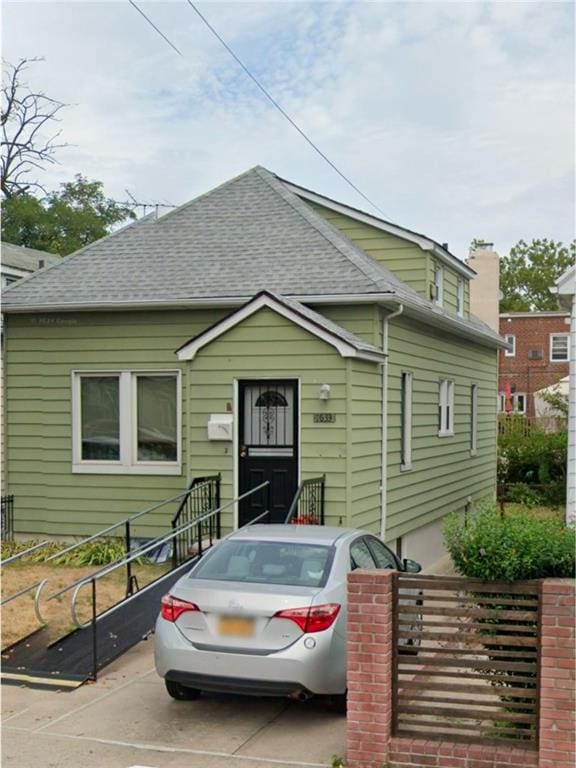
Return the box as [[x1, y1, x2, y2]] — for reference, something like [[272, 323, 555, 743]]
[[347, 570, 575, 768], [499, 313, 569, 417]]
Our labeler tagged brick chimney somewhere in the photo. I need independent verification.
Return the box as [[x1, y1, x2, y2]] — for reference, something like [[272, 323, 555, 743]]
[[467, 242, 500, 332]]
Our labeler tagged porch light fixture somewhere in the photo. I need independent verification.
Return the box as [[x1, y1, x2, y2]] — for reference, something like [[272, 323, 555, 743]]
[[318, 384, 331, 401]]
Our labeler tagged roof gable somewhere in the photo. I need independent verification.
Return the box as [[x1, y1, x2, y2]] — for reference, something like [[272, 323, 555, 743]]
[[176, 291, 386, 364]]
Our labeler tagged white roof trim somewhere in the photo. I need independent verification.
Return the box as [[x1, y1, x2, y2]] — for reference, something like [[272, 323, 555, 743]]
[[284, 182, 476, 279], [176, 293, 386, 363], [554, 265, 575, 296]]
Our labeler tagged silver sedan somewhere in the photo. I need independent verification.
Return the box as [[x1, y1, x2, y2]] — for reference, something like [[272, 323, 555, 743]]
[[154, 525, 421, 709]]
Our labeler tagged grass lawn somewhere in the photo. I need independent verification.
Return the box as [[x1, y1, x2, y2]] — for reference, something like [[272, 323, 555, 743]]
[[1, 561, 169, 649], [502, 503, 565, 521]]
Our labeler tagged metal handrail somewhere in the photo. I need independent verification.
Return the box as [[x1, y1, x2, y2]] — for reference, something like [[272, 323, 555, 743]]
[[2, 482, 210, 610], [1, 539, 50, 567], [68, 480, 270, 628], [171, 475, 221, 527], [284, 475, 326, 524], [42, 484, 211, 565]]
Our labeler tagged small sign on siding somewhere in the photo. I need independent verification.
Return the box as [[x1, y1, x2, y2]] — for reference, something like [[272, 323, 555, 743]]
[[313, 413, 336, 423]]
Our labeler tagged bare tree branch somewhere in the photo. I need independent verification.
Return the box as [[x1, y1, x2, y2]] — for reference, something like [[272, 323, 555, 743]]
[[1, 57, 69, 198]]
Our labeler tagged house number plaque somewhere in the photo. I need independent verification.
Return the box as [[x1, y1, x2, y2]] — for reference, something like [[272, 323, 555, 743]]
[[313, 413, 336, 423]]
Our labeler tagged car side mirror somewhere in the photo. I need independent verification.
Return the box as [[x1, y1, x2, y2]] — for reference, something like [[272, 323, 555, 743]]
[[402, 558, 422, 573]]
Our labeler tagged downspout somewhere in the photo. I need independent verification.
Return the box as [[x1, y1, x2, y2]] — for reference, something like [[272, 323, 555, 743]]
[[381, 302, 404, 540]]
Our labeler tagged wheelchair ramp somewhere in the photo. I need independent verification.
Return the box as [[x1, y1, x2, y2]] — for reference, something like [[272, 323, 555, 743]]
[[1, 559, 194, 691]]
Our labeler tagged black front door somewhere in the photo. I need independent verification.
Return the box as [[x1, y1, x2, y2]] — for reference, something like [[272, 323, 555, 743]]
[[238, 380, 298, 526]]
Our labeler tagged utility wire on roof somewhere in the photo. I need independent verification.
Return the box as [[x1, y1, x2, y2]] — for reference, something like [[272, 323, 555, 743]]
[[127, 0, 390, 219]]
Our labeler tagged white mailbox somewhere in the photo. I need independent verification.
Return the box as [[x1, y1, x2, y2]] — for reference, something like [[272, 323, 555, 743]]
[[207, 413, 233, 441]]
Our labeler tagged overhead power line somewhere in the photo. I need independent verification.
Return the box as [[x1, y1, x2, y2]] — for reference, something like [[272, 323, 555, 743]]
[[127, 0, 183, 57], [128, 0, 389, 218]]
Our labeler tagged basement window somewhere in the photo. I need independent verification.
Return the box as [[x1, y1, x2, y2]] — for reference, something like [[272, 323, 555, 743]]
[[438, 379, 454, 437], [72, 370, 181, 475]]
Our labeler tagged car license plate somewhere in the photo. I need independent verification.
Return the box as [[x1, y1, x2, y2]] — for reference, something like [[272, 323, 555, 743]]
[[218, 616, 254, 637]]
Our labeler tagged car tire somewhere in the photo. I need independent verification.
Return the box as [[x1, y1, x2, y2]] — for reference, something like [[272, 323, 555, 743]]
[[165, 679, 201, 701]]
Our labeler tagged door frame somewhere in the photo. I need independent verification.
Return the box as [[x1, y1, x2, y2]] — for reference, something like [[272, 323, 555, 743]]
[[233, 377, 301, 529]]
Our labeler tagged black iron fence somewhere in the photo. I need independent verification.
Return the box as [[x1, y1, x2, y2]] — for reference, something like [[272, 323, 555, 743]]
[[1, 495, 14, 540], [285, 475, 325, 525], [171, 475, 221, 567]]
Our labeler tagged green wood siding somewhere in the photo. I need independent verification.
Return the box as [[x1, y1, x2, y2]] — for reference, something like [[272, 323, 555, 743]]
[[188, 307, 351, 530], [309, 200, 471, 320], [308, 202, 429, 297], [5, 306, 380, 536], [311, 303, 380, 346], [4, 309, 228, 535], [350, 359, 382, 531], [385, 314, 497, 541]]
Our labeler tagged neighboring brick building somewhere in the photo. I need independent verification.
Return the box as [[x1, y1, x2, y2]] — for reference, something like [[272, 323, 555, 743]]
[[499, 311, 570, 417]]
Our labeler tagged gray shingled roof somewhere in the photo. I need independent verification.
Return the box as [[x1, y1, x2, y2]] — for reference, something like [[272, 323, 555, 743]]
[[2, 167, 400, 308], [2, 242, 60, 273], [0, 166, 505, 348]]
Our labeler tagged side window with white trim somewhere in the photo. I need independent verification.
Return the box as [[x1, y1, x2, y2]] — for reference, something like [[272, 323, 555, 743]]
[[73, 370, 181, 474]]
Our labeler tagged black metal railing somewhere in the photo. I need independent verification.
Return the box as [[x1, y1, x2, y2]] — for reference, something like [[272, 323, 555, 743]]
[[65, 480, 268, 681], [284, 475, 325, 525], [1, 495, 14, 540], [171, 475, 221, 568]]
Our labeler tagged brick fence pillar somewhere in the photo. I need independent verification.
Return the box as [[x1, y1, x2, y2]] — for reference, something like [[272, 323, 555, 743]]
[[346, 569, 394, 768], [538, 578, 575, 768]]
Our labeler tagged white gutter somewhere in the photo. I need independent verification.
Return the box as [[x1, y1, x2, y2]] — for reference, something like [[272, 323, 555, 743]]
[[381, 302, 404, 540], [0, 293, 396, 314], [1, 292, 506, 348]]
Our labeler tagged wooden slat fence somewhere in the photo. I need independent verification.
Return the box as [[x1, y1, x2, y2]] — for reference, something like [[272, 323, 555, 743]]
[[392, 573, 541, 748]]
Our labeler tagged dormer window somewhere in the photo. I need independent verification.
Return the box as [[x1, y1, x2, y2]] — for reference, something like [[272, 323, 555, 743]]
[[457, 277, 465, 317], [433, 262, 444, 307]]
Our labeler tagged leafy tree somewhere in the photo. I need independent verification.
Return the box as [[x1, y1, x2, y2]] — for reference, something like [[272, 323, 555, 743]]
[[1, 175, 135, 255], [1, 58, 68, 198], [499, 238, 575, 312]]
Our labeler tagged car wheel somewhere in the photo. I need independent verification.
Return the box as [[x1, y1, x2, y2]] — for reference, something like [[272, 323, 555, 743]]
[[327, 692, 347, 715], [165, 679, 201, 701]]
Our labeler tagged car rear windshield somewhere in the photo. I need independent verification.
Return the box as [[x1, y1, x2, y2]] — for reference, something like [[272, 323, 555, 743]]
[[189, 540, 334, 588]]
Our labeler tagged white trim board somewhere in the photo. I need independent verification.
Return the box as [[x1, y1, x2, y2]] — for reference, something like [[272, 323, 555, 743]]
[[176, 292, 386, 364]]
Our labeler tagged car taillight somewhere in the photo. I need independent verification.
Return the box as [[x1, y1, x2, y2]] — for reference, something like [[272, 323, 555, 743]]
[[160, 594, 199, 622], [274, 603, 341, 633]]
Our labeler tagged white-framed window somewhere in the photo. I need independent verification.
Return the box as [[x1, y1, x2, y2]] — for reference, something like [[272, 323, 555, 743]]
[[498, 392, 526, 414], [550, 333, 569, 362], [457, 277, 465, 317], [433, 262, 444, 307], [504, 335, 516, 357], [72, 370, 181, 475], [438, 379, 454, 436], [470, 384, 478, 455], [401, 372, 413, 470]]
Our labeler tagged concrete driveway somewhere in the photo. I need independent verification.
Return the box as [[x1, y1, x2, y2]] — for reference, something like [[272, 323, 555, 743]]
[[1, 639, 346, 768]]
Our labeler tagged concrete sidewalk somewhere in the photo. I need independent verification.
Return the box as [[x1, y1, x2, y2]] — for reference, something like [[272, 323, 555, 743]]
[[1, 640, 346, 768]]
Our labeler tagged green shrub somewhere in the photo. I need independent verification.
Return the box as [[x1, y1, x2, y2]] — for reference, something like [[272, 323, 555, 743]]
[[444, 503, 575, 581], [498, 427, 567, 505]]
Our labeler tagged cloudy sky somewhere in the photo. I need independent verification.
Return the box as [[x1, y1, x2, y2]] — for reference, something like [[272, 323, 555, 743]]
[[4, 0, 575, 259]]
